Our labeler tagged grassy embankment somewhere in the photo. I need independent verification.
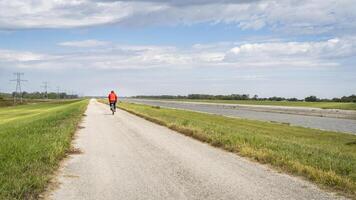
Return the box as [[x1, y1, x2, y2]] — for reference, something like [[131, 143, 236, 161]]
[[0, 100, 88, 199], [118, 102, 356, 197], [0, 98, 66, 108], [145, 99, 356, 110], [0, 99, 15, 107]]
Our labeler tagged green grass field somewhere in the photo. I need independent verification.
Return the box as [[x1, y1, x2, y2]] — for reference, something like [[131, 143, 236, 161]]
[[118, 102, 356, 197], [0, 100, 88, 199], [0, 98, 66, 108], [148, 99, 356, 110]]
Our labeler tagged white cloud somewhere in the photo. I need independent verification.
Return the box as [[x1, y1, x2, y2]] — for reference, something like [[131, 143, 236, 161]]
[[0, 0, 355, 35], [226, 37, 356, 64], [0, 0, 165, 29], [223, 39, 354, 68], [58, 39, 110, 47], [0, 49, 47, 62], [1, 37, 355, 70]]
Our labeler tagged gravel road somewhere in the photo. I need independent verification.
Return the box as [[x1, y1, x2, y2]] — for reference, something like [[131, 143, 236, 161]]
[[49, 99, 346, 200], [125, 99, 356, 134]]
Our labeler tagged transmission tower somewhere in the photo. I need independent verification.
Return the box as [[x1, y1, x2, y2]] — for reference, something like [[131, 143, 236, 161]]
[[56, 86, 62, 99], [10, 72, 27, 103], [42, 81, 49, 99]]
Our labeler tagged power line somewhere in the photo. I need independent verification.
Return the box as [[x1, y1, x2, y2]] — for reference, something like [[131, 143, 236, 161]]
[[10, 72, 27, 104], [42, 81, 49, 99]]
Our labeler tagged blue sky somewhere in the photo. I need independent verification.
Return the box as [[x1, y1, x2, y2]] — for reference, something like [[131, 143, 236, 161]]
[[0, 0, 355, 98]]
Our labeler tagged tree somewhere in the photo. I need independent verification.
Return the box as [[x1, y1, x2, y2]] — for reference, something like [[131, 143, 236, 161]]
[[287, 98, 298, 101], [268, 96, 285, 101], [304, 96, 319, 102]]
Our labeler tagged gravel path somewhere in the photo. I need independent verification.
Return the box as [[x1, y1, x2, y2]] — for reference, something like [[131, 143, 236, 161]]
[[49, 99, 347, 200]]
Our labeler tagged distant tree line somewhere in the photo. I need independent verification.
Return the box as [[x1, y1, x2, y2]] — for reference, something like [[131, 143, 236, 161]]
[[331, 95, 356, 102], [134, 94, 356, 103], [9, 91, 78, 99]]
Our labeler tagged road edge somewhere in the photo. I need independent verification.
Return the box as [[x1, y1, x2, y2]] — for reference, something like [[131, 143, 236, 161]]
[[39, 102, 89, 200]]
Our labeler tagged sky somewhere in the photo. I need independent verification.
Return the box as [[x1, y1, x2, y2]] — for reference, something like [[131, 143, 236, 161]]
[[0, 0, 355, 98]]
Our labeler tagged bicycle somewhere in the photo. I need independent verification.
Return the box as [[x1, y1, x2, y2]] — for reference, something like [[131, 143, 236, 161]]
[[110, 103, 116, 115]]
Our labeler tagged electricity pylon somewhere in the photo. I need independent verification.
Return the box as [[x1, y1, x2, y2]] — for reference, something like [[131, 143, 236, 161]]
[[42, 81, 49, 99], [10, 72, 27, 104]]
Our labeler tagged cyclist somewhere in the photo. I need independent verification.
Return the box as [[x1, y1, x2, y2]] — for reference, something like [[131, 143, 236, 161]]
[[108, 90, 118, 112]]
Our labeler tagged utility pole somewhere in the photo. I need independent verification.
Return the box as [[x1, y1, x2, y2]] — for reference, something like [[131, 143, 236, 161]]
[[42, 81, 49, 99], [10, 72, 27, 104]]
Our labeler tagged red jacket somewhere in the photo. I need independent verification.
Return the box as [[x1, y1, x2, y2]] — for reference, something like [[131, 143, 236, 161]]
[[108, 92, 118, 103]]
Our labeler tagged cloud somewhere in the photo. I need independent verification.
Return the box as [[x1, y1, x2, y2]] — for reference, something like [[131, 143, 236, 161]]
[[226, 37, 356, 63], [0, 0, 355, 35], [58, 39, 110, 47], [1, 37, 355, 70], [0, 49, 47, 62], [223, 37, 356, 68], [107, 0, 255, 6], [0, 0, 165, 29]]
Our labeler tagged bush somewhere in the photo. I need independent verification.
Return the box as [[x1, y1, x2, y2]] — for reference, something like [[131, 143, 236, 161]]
[[305, 96, 319, 102], [287, 98, 298, 101]]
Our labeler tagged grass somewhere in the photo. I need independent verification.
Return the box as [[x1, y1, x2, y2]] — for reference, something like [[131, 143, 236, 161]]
[[118, 101, 356, 197], [0, 100, 88, 199], [0, 99, 15, 107], [144, 99, 356, 110], [0, 98, 68, 108]]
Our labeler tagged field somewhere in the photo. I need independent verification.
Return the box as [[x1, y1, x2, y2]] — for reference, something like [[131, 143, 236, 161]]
[[0, 98, 64, 108], [118, 102, 356, 197], [0, 100, 88, 199], [145, 99, 356, 110], [0, 99, 15, 107]]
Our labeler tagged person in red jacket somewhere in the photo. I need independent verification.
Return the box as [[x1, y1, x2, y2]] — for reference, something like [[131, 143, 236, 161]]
[[108, 90, 118, 112]]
